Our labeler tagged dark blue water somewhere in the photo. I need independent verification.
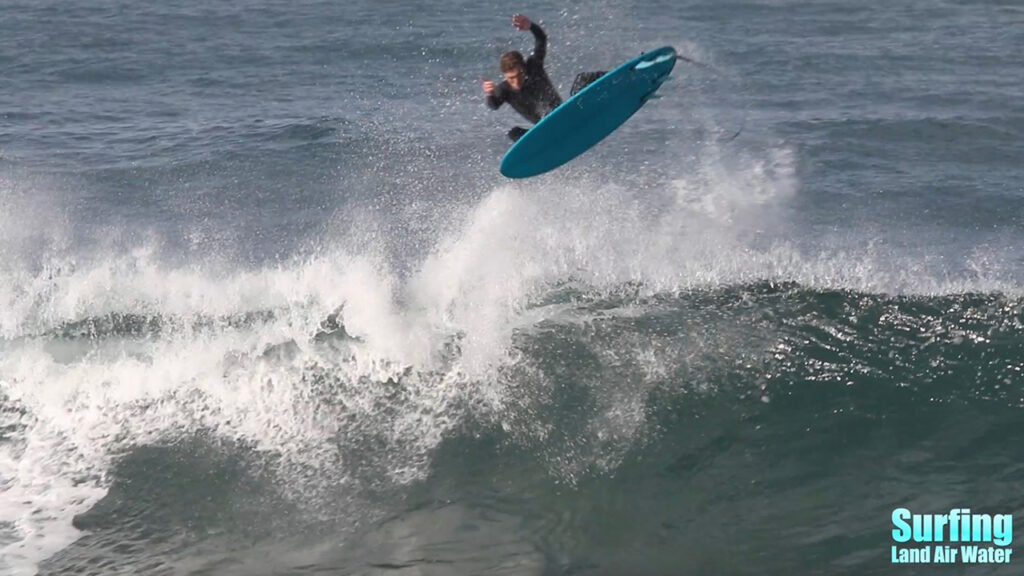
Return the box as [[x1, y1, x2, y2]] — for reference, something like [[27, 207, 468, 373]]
[[2, 1, 1023, 574]]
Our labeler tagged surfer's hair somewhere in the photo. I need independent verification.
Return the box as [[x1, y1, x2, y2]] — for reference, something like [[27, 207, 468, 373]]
[[500, 51, 525, 73]]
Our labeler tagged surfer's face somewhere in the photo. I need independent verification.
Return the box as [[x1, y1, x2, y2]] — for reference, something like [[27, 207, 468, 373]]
[[503, 67, 524, 91]]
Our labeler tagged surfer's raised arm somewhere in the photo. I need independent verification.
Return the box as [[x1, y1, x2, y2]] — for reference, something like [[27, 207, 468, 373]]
[[512, 14, 547, 63]]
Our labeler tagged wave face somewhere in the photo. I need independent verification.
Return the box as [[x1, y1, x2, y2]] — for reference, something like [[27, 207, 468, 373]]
[[2, 0, 1023, 574], [4, 270, 1024, 575]]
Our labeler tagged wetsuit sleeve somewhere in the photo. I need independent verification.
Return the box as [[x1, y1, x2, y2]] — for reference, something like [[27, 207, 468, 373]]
[[529, 22, 547, 64]]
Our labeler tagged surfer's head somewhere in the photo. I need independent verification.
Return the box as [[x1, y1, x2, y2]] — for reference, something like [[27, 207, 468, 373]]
[[500, 51, 526, 90]]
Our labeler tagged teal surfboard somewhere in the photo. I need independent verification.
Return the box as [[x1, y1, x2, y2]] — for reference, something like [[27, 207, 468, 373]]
[[500, 46, 677, 179]]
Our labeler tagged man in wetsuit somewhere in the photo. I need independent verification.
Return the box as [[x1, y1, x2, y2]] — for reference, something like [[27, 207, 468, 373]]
[[482, 14, 563, 142]]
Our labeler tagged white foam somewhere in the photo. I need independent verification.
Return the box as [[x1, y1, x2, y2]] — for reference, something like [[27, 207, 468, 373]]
[[0, 244, 493, 573]]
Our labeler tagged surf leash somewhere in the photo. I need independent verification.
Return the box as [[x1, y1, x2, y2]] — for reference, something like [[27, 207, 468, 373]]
[[675, 53, 745, 142]]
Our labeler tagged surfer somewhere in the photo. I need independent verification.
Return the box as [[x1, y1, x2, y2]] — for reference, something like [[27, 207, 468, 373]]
[[482, 14, 562, 142], [482, 15, 605, 142]]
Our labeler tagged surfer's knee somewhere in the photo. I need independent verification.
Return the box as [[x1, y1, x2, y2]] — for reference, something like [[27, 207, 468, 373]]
[[570, 71, 606, 96]]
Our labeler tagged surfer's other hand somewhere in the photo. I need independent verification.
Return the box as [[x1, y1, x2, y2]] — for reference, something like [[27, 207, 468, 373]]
[[511, 14, 531, 30], [482, 80, 495, 95]]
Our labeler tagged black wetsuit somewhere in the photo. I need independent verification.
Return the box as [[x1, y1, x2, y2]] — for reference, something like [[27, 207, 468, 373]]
[[486, 23, 562, 140]]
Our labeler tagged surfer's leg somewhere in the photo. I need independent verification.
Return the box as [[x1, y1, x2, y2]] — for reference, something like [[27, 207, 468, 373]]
[[507, 126, 528, 142], [570, 71, 606, 96]]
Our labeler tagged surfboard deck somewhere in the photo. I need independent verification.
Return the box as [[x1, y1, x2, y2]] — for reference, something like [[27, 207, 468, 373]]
[[499, 46, 677, 179]]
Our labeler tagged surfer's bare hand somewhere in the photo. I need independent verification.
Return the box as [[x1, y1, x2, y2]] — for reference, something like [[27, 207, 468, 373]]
[[512, 14, 531, 30], [482, 80, 495, 95]]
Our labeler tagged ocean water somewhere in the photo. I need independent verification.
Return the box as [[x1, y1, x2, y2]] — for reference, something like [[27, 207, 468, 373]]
[[1, 0, 1023, 574]]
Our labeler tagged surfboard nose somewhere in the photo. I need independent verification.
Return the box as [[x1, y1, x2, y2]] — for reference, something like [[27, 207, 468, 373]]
[[633, 46, 677, 70]]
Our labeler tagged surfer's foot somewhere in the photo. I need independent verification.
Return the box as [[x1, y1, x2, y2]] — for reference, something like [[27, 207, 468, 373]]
[[507, 126, 528, 142]]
